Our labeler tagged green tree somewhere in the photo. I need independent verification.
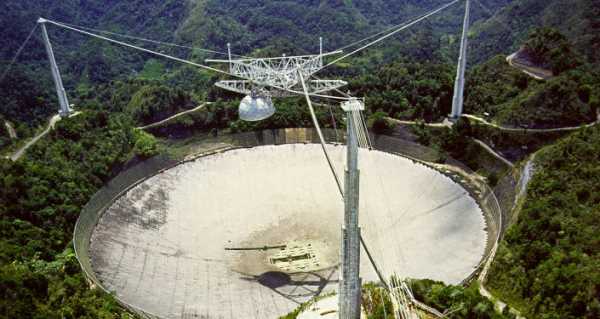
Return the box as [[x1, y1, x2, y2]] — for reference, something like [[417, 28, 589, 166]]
[[523, 28, 582, 74], [133, 130, 160, 158], [369, 111, 396, 134], [126, 84, 194, 126], [487, 125, 600, 318]]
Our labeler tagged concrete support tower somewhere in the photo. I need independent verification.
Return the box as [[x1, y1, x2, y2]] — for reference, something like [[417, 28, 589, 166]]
[[38, 18, 72, 118], [339, 107, 362, 319], [450, 0, 470, 119]]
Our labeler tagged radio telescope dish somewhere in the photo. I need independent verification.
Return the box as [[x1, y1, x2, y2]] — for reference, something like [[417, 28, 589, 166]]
[[239, 93, 275, 121]]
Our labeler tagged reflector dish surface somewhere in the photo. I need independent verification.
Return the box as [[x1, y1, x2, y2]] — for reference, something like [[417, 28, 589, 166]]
[[90, 144, 487, 318]]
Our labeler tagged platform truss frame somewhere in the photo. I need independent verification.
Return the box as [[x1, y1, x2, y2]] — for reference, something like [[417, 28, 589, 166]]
[[207, 39, 344, 97]]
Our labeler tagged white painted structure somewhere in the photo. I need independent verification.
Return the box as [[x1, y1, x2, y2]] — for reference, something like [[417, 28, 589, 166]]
[[38, 18, 73, 118], [339, 102, 362, 319], [207, 47, 347, 99], [450, 0, 471, 119], [90, 144, 487, 319]]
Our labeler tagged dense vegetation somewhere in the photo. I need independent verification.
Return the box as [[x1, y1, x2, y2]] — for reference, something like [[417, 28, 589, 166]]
[[0, 64, 55, 131], [410, 279, 514, 319], [487, 125, 600, 318], [282, 280, 512, 319], [521, 28, 582, 75], [0, 0, 192, 129], [184, 0, 489, 54], [3, 0, 597, 130], [464, 28, 599, 128], [410, 117, 489, 170], [349, 61, 454, 122], [471, 0, 600, 64], [126, 85, 194, 126], [0, 111, 146, 318], [0, 0, 507, 129], [73, 76, 345, 136]]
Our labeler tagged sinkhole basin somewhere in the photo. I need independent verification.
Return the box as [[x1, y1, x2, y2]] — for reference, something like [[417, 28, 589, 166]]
[[89, 143, 488, 319]]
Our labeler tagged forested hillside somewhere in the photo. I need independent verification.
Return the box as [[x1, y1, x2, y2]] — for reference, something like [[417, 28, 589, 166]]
[[0, 0, 190, 128], [0, 0, 507, 129], [471, 0, 600, 63], [2, 0, 598, 131], [486, 125, 600, 318], [0, 112, 145, 318], [183, 0, 507, 54], [465, 27, 599, 128]]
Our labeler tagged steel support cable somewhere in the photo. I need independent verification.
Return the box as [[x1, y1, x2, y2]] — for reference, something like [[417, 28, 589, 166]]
[[356, 112, 367, 148], [400, 163, 443, 224], [309, 74, 373, 148], [310, 74, 370, 147], [354, 114, 362, 147], [311, 100, 343, 143], [396, 278, 412, 319], [334, 22, 405, 53], [389, 278, 403, 318], [319, 82, 392, 290], [350, 111, 362, 147], [319, 0, 460, 71], [360, 235, 390, 291], [333, 0, 453, 54], [379, 287, 389, 319], [44, 19, 232, 76], [43, 19, 352, 101], [354, 111, 368, 148], [302, 73, 403, 295], [297, 69, 344, 198], [356, 113, 366, 148], [284, 88, 351, 101], [326, 103, 340, 142], [354, 111, 365, 147], [56, 21, 249, 58], [360, 110, 373, 149], [0, 24, 38, 84], [320, 4, 456, 202], [472, 0, 512, 32], [358, 151, 395, 293], [368, 146, 409, 272], [358, 111, 370, 148], [307, 74, 355, 101], [309, 73, 351, 97], [390, 168, 443, 230]]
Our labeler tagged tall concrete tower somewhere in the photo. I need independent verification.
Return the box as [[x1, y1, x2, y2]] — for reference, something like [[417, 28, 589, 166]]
[[450, 0, 470, 119], [339, 100, 363, 319], [38, 18, 72, 118]]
